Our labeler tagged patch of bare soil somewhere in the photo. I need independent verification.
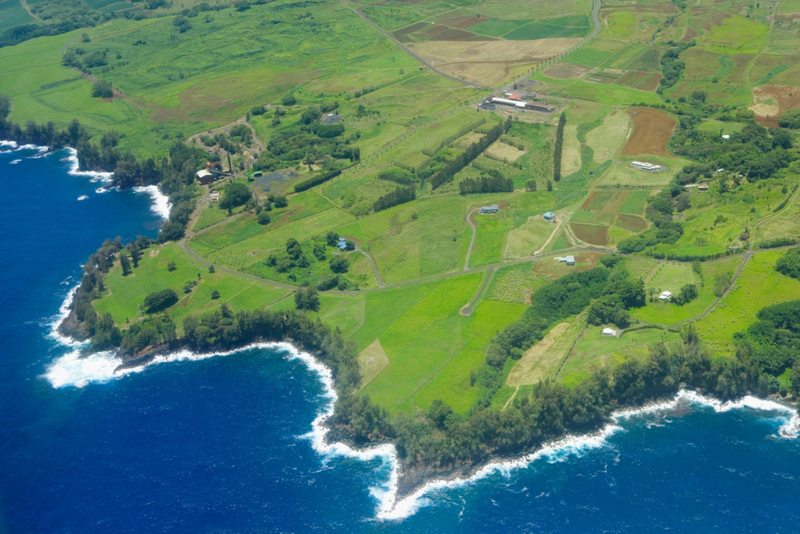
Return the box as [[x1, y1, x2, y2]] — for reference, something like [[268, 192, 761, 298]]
[[621, 107, 676, 157], [751, 85, 800, 127]]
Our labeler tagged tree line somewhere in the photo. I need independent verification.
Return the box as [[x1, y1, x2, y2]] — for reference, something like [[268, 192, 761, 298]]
[[430, 118, 512, 190], [553, 112, 565, 182], [373, 185, 416, 212], [458, 174, 513, 195]]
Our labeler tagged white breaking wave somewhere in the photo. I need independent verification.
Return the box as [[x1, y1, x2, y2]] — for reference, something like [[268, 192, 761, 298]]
[[133, 184, 171, 219], [0, 140, 17, 149], [47, 285, 88, 349], [9, 159, 20, 164], [77, 195, 89, 201], [42, 324, 800, 521], [64, 148, 114, 183]]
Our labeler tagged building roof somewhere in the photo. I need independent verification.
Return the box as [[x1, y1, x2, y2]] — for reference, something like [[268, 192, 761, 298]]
[[197, 169, 213, 178], [602, 327, 615, 335], [659, 291, 672, 299], [566, 255, 575, 263], [543, 211, 556, 219]]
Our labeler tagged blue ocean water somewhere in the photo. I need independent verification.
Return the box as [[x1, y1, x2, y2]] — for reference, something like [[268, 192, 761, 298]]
[[2, 144, 800, 533]]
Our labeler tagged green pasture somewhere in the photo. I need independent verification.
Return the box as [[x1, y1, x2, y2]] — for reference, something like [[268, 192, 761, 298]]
[[696, 249, 800, 354], [704, 14, 768, 53], [356, 273, 527, 414], [604, 11, 635, 40], [620, 190, 651, 215], [93, 242, 288, 330], [564, 40, 627, 68], [697, 120, 745, 136], [534, 74, 663, 105], [470, 18, 530, 37], [193, 205, 230, 232], [631, 257, 742, 325], [559, 326, 682, 387], [505, 15, 590, 39]]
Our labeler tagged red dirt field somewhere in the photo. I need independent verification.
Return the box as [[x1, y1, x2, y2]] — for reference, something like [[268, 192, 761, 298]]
[[621, 108, 676, 157], [616, 213, 648, 232], [570, 223, 609, 246], [581, 191, 597, 210]]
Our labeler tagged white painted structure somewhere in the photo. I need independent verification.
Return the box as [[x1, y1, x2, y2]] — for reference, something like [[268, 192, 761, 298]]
[[602, 328, 615, 336], [631, 161, 662, 171], [659, 291, 672, 301]]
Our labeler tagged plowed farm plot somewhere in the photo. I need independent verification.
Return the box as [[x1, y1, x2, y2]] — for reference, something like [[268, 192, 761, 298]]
[[621, 108, 676, 157], [571, 223, 609, 246], [615, 213, 648, 232]]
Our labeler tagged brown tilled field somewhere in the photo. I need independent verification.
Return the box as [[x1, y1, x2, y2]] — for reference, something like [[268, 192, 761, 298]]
[[616, 213, 648, 232], [436, 16, 485, 29], [581, 191, 597, 210], [616, 71, 649, 88], [411, 38, 581, 85], [751, 85, 800, 127], [571, 223, 609, 246], [544, 63, 590, 79], [621, 108, 676, 157], [638, 72, 663, 91]]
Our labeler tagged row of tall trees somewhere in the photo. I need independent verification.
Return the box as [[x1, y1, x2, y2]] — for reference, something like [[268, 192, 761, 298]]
[[553, 112, 566, 182], [430, 118, 512, 190], [373, 185, 416, 212], [458, 175, 514, 195]]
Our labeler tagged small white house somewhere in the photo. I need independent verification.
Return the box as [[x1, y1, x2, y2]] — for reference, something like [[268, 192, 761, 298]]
[[566, 255, 575, 266], [659, 291, 672, 301], [602, 327, 615, 336]]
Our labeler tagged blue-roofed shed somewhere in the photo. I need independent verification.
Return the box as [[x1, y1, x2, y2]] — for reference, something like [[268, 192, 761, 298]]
[[543, 212, 556, 221]]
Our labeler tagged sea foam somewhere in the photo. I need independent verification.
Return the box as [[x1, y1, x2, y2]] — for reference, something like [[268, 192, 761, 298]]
[[133, 184, 171, 219], [64, 148, 114, 183]]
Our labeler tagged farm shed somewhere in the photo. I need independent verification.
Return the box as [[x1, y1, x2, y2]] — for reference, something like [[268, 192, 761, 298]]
[[566, 255, 575, 266], [602, 328, 616, 336], [480, 204, 500, 214], [543, 212, 556, 221], [697, 183, 709, 192], [659, 291, 672, 301], [196, 169, 214, 185]]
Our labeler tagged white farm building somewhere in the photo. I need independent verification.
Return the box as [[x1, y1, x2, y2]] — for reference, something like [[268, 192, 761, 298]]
[[630, 161, 662, 171]]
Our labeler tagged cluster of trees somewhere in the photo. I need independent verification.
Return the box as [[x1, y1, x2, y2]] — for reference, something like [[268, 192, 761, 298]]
[[253, 107, 358, 172], [670, 283, 698, 305], [429, 118, 512, 190], [587, 267, 646, 327], [458, 175, 514, 195], [294, 286, 320, 311], [618, 221, 684, 254], [143, 288, 180, 313], [738, 300, 800, 384], [778, 109, 800, 129], [378, 167, 417, 186], [553, 112, 566, 182], [672, 120, 795, 183], [119, 314, 178, 355], [658, 40, 695, 91], [373, 185, 415, 212], [775, 247, 800, 279], [218, 182, 252, 211], [91, 80, 114, 98]]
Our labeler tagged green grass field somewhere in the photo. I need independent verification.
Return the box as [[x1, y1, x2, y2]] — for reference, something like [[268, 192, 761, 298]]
[[351, 273, 528, 414], [696, 249, 800, 354], [559, 326, 682, 387], [94, 242, 288, 331], [631, 257, 742, 326]]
